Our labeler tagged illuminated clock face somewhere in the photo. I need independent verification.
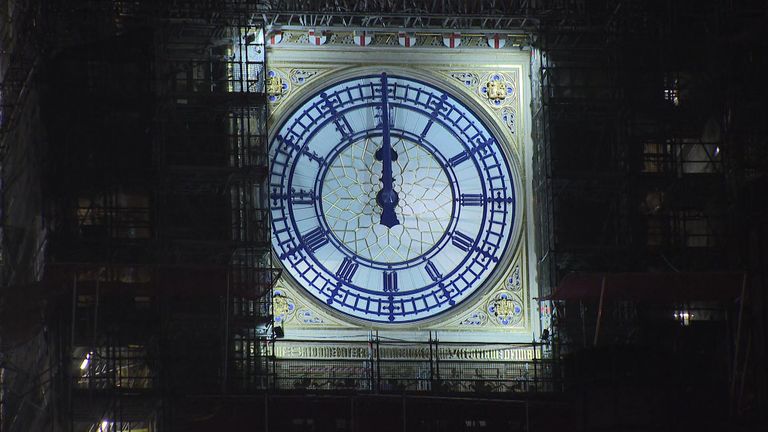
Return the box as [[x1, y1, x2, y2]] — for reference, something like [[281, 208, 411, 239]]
[[270, 73, 518, 324]]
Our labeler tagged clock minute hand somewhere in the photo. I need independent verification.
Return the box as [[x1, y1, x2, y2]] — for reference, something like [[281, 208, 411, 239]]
[[375, 72, 400, 229]]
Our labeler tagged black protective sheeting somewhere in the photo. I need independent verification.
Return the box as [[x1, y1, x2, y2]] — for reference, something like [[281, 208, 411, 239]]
[[544, 272, 745, 302]]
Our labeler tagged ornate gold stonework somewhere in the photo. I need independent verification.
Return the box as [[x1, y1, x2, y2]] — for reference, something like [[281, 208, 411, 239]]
[[443, 70, 520, 140], [273, 292, 292, 318], [432, 260, 527, 331], [274, 342, 536, 362], [493, 298, 516, 316], [266, 75, 284, 96], [264, 67, 327, 107], [273, 278, 355, 329], [272, 30, 524, 49], [486, 80, 508, 101]]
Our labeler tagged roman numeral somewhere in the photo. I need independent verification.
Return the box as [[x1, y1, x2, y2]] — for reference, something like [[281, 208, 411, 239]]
[[449, 151, 470, 167], [459, 193, 484, 207], [425, 260, 442, 282], [335, 257, 358, 282], [383, 271, 398, 292], [302, 227, 329, 252], [451, 231, 474, 252]]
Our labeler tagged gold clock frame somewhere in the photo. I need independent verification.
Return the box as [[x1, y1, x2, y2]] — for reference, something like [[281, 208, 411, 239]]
[[267, 37, 538, 344]]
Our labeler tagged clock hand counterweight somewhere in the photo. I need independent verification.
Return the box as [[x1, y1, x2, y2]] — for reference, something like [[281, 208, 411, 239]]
[[375, 72, 401, 228]]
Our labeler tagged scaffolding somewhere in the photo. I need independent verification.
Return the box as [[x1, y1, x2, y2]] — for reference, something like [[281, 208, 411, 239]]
[[258, 0, 545, 32], [19, 1, 277, 430], [533, 0, 739, 309], [0, 0, 41, 143], [533, 0, 767, 425]]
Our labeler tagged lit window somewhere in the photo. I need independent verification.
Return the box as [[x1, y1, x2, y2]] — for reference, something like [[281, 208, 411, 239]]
[[664, 74, 680, 106]]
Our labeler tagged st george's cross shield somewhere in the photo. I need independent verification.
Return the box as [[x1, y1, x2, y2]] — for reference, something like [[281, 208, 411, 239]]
[[267, 31, 283, 45], [353, 31, 372, 46], [308, 29, 327, 46], [398, 32, 416, 47], [443, 32, 462, 48], [487, 34, 506, 49]]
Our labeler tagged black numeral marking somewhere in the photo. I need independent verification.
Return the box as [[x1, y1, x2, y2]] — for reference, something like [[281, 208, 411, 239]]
[[449, 151, 470, 167], [336, 257, 358, 282], [383, 271, 399, 292], [451, 231, 474, 252], [459, 193, 484, 207], [425, 261, 442, 282], [303, 227, 329, 252]]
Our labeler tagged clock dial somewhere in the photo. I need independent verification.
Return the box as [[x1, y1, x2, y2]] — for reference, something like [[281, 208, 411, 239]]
[[270, 73, 518, 323], [322, 136, 453, 263]]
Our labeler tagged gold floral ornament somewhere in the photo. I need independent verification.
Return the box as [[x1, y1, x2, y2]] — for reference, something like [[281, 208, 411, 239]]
[[487, 291, 523, 326], [267, 75, 284, 96], [266, 70, 290, 103], [486, 80, 507, 101], [480, 73, 514, 107], [494, 298, 516, 316], [273, 290, 295, 324]]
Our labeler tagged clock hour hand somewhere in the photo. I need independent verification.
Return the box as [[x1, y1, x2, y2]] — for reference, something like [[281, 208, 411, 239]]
[[376, 72, 400, 228]]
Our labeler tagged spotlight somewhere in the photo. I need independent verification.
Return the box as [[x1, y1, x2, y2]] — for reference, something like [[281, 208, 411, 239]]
[[79, 352, 92, 370]]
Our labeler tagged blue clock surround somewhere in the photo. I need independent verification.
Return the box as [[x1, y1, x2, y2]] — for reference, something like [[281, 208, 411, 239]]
[[270, 70, 523, 325]]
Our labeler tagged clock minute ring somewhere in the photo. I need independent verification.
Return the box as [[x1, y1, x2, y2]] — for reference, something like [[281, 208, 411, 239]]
[[270, 73, 519, 324]]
